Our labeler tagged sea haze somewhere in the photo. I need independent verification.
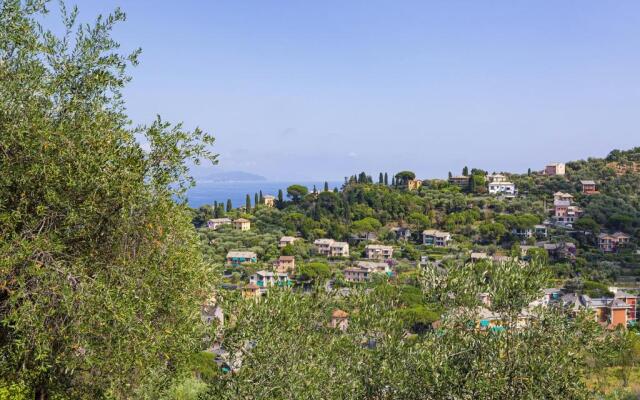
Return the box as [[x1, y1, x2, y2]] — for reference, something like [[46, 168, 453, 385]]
[[186, 181, 343, 208]]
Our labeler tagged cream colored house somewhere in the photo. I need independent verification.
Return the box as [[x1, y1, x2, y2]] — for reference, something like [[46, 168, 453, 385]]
[[330, 242, 349, 257], [275, 256, 295, 273], [314, 238, 335, 255], [262, 195, 276, 207], [207, 218, 232, 230], [364, 244, 394, 260], [233, 218, 251, 231], [422, 229, 451, 247], [544, 163, 565, 176], [279, 236, 298, 248]]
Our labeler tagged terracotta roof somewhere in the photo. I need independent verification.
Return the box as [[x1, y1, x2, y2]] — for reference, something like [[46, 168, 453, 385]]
[[244, 283, 259, 290], [332, 309, 348, 318], [279, 256, 295, 261], [234, 218, 250, 223]]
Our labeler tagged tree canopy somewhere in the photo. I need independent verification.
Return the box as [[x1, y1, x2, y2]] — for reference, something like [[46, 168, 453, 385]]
[[0, 2, 216, 398]]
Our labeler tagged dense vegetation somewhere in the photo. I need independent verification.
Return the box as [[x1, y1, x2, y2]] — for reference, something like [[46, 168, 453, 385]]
[[0, 2, 216, 398], [2, 2, 640, 399]]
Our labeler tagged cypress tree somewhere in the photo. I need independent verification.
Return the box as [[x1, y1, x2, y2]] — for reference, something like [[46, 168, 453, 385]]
[[226, 199, 232, 212], [254, 192, 259, 206], [391, 176, 396, 186], [527, 168, 531, 176], [379, 172, 383, 184], [462, 166, 469, 176], [259, 190, 263, 202], [277, 189, 284, 208], [324, 181, 329, 192], [384, 172, 388, 186], [448, 171, 453, 179], [246, 194, 251, 211], [313, 184, 317, 193]]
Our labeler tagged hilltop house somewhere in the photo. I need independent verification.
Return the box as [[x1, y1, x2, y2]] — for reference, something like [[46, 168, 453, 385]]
[[407, 179, 423, 191], [226, 251, 257, 267], [561, 293, 631, 329], [330, 241, 350, 257], [487, 173, 507, 183], [279, 236, 298, 248], [580, 180, 598, 195], [610, 288, 638, 324], [534, 224, 548, 237], [542, 242, 576, 260], [554, 200, 582, 225], [314, 239, 334, 255], [344, 261, 391, 282], [448, 175, 470, 190], [242, 283, 261, 299], [598, 232, 630, 252], [262, 195, 276, 207], [553, 192, 574, 202], [343, 267, 371, 283], [390, 227, 412, 241], [511, 224, 548, 239], [233, 218, 251, 231], [249, 270, 291, 290], [349, 231, 378, 243], [274, 255, 295, 273], [422, 229, 451, 247], [364, 244, 394, 260], [511, 227, 534, 238], [544, 162, 565, 176], [207, 218, 232, 230], [488, 181, 516, 196], [314, 239, 349, 257]]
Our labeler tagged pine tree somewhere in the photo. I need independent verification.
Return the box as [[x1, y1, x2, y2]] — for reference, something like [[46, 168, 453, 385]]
[[226, 199, 232, 212], [384, 172, 388, 186]]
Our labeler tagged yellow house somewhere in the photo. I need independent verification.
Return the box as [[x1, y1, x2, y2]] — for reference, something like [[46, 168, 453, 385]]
[[407, 179, 423, 191], [263, 195, 276, 207], [233, 218, 251, 231]]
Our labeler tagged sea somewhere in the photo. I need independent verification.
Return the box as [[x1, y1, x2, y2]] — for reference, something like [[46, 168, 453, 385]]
[[186, 181, 343, 208]]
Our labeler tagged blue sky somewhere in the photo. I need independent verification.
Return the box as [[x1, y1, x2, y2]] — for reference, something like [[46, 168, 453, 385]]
[[69, 1, 640, 181]]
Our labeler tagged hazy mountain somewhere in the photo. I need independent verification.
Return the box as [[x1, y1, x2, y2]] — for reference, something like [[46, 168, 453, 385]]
[[196, 170, 267, 182]]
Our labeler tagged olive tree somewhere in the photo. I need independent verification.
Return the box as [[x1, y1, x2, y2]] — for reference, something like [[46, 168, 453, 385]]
[[0, 2, 216, 398]]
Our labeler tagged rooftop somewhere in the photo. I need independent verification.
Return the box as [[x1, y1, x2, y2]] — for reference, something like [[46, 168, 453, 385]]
[[227, 251, 257, 258]]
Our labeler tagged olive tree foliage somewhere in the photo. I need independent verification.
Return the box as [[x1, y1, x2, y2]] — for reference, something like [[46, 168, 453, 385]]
[[208, 261, 608, 400], [0, 1, 217, 398]]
